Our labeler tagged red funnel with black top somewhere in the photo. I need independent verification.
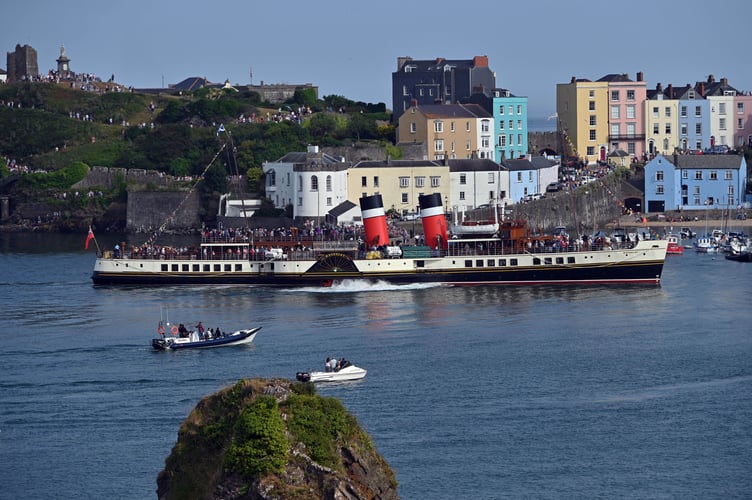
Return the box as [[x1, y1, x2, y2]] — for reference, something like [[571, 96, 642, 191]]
[[419, 193, 448, 250], [359, 194, 389, 248]]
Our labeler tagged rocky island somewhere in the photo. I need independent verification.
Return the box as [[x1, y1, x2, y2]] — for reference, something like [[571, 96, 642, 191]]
[[156, 378, 398, 500]]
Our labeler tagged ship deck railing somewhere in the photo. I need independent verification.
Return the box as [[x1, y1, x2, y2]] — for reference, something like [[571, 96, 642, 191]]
[[100, 239, 638, 261]]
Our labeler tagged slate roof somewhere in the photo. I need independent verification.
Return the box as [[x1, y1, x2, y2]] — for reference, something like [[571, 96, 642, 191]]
[[413, 103, 492, 119], [661, 154, 744, 169], [448, 159, 507, 172], [328, 200, 357, 217], [597, 73, 634, 83]]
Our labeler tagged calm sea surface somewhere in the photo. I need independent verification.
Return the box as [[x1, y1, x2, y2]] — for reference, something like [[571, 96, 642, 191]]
[[1, 232, 750, 499]]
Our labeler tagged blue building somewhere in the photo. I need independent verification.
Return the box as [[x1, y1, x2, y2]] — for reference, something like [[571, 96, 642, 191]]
[[492, 89, 528, 161], [644, 153, 748, 213]]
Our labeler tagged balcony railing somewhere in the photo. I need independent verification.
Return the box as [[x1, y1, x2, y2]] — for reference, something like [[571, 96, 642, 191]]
[[608, 133, 646, 141]]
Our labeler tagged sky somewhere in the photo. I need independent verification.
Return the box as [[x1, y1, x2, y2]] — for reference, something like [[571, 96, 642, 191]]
[[3, 0, 750, 119]]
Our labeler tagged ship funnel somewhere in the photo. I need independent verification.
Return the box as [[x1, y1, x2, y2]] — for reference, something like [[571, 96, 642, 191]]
[[419, 193, 448, 250], [359, 194, 390, 248]]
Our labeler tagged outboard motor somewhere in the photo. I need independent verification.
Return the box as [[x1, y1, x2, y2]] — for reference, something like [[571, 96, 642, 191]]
[[419, 193, 449, 250], [359, 194, 390, 249], [296, 372, 311, 382]]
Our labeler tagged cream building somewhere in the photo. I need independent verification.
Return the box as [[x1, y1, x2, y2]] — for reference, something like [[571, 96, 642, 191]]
[[557, 77, 610, 164]]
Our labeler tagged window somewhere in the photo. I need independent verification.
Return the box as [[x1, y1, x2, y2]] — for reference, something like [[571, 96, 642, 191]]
[[326, 197, 332, 207], [410, 122, 416, 133], [611, 105, 620, 119], [627, 142, 636, 155], [695, 123, 702, 135], [611, 124, 620, 136], [498, 135, 506, 147], [402, 85, 408, 95], [508, 120, 513, 130], [498, 105, 505, 115], [326, 175, 332, 191], [656, 171, 664, 181], [738, 118, 744, 129], [695, 106, 702, 117], [518, 134, 523, 146], [681, 106, 687, 117], [738, 102, 745, 114], [459, 191, 465, 200], [589, 101, 596, 111], [627, 90, 635, 101], [719, 102, 726, 115], [611, 90, 620, 101], [311, 175, 318, 191], [499, 120, 505, 130], [653, 123, 660, 135], [589, 115, 597, 126], [373, 176, 379, 188], [656, 185, 664, 195], [460, 174, 466, 185], [663, 138, 669, 150], [466, 140, 471, 150], [415, 176, 425, 188], [451, 141, 455, 152], [481, 120, 490, 132], [710, 171, 718, 180], [528, 172, 533, 182], [298, 175, 302, 191], [517, 172, 522, 182], [682, 171, 688, 179], [430, 176, 440, 188], [719, 118, 726, 130], [481, 137, 490, 148], [665, 123, 671, 134], [399, 176, 409, 188], [517, 105, 522, 114], [508, 105, 513, 115], [434, 121, 443, 133], [626, 105, 635, 119], [587, 146, 595, 156], [466, 122, 471, 132], [401, 193, 408, 203], [589, 130, 596, 141], [517, 120, 522, 130], [694, 171, 702, 180], [298, 197, 302, 206], [725, 170, 733, 180], [267, 170, 276, 186], [488, 173, 494, 183], [627, 123, 635, 136], [681, 123, 688, 135], [434, 139, 444, 152], [450, 121, 455, 132], [589, 90, 595, 97], [665, 107, 671, 117]]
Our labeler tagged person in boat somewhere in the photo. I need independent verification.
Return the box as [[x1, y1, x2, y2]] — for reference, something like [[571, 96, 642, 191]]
[[328, 357, 337, 372], [178, 323, 188, 338], [325, 357, 332, 372], [196, 322, 205, 339]]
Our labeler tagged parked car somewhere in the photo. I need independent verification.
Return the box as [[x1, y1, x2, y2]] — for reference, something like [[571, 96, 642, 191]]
[[735, 212, 747, 220], [546, 182, 563, 193]]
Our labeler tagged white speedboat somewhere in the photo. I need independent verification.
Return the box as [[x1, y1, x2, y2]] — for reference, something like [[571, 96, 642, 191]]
[[296, 364, 367, 383]]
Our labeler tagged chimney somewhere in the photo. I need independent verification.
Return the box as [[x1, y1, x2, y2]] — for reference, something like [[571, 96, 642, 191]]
[[411, 98, 418, 108], [707, 74, 715, 83], [571, 76, 576, 84], [637, 71, 644, 82], [667, 84, 673, 99], [721, 77, 728, 87], [656, 83, 663, 92], [699, 83, 705, 97], [473, 55, 489, 67]]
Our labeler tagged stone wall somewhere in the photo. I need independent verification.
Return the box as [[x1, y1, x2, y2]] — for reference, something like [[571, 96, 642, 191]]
[[73, 166, 175, 190], [127, 191, 201, 231], [513, 177, 629, 234]]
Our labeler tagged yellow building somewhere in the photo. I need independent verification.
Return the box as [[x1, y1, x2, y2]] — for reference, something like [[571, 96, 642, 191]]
[[556, 77, 609, 164], [347, 160, 450, 218], [397, 103, 494, 160], [645, 91, 680, 156]]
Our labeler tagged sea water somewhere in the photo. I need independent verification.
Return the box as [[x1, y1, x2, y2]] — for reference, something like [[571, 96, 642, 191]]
[[0, 233, 750, 499]]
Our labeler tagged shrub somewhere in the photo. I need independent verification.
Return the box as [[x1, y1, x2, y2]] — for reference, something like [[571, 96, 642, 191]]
[[224, 395, 288, 478]]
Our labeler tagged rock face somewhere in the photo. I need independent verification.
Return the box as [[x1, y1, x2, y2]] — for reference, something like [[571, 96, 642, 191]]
[[156, 378, 398, 500]]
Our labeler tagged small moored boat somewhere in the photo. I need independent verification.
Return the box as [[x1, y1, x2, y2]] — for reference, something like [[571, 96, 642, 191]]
[[666, 234, 683, 254], [296, 364, 367, 383]]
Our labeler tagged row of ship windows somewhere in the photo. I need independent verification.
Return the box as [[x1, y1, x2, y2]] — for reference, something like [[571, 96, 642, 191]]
[[419, 256, 577, 268], [157, 256, 579, 273]]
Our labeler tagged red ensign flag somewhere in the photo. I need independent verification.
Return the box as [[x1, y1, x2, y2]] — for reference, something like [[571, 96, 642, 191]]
[[85, 228, 95, 250]]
